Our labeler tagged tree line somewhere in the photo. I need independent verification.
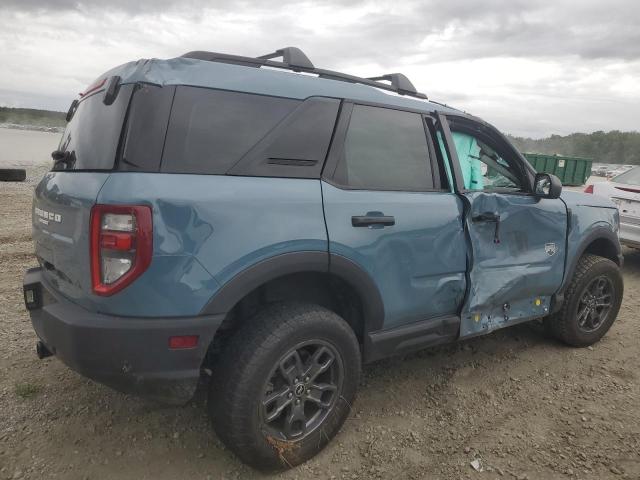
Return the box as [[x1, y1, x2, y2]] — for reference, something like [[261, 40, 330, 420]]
[[0, 107, 66, 128], [508, 131, 640, 165]]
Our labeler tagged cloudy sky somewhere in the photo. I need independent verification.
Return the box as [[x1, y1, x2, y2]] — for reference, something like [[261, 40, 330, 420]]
[[1, 0, 639, 137]]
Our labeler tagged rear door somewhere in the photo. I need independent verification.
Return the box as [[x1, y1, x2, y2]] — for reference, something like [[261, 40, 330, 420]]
[[321, 102, 468, 332], [437, 114, 567, 337]]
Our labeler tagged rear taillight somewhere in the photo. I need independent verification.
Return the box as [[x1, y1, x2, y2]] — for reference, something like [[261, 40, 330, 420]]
[[90, 205, 152, 296], [584, 184, 594, 194]]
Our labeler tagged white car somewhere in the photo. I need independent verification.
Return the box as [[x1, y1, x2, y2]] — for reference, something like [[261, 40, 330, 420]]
[[588, 166, 640, 247]]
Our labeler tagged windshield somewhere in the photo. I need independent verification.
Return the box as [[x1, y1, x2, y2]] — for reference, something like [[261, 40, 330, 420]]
[[56, 84, 133, 170], [612, 166, 640, 185]]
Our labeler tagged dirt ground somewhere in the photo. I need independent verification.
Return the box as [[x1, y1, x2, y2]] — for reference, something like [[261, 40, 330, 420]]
[[1, 165, 639, 480]]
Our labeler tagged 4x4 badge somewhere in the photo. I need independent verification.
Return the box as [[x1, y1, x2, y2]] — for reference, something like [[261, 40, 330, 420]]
[[545, 243, 557, 256]]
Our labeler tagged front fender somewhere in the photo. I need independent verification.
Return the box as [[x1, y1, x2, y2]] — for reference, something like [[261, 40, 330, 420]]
[[552, 204, 622, 311]]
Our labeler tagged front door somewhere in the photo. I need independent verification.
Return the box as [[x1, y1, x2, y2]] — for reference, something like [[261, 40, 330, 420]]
[[322, 103, 468, 331], [438, 115, 567, 337]]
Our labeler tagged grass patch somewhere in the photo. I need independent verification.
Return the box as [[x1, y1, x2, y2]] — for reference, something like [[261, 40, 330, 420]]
[[14, 382, 41, 399]]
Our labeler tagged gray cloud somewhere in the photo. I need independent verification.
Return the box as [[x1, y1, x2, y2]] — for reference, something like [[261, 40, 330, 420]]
[[3, 0, 640, 62]]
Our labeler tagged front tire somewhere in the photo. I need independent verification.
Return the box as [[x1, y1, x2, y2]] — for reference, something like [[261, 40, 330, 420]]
[[547, 254, 623, 347], [208, 303, 361, 471]]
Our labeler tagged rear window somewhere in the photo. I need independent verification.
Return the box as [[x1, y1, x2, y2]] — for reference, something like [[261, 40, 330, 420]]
[[57, 85, 133, 170], [161, 86, 300, 175]]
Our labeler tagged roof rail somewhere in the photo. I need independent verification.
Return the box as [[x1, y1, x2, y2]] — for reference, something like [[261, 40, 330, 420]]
[[181, 47, 428, 100]]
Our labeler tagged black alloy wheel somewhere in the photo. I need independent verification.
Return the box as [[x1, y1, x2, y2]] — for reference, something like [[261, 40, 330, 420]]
[[576, 275, 614, 333], [260, 340, 344, 441]]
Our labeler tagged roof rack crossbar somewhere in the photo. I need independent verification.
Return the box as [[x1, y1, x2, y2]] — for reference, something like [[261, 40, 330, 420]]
[[256, 47, 314, 70], [366, 73, 418, 95], [181, 48, 428, 100]]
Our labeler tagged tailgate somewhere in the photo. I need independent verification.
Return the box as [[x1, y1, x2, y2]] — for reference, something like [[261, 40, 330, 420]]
[[33, 172, 111, 303]]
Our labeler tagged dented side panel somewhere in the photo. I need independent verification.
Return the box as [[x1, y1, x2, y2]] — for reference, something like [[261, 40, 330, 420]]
[[460, 192, 567, 337], [561, 191, 620, 285], [322, 183, 467, 330]]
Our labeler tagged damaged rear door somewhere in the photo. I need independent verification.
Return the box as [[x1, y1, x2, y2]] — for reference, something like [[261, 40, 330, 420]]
[[437, 114, 567, 337]]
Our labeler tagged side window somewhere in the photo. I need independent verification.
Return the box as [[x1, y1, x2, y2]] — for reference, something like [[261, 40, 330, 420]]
[[120, 85, 175, 172], [227, 97, 340, 179], [162, 86, 300, 174], [447, 129, 525, 192], [335, 105, 434, 191]]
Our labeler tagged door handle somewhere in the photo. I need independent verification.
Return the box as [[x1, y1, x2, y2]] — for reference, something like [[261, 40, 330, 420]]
[[351, 215, 395, 227], [471, 212, 501, 244]]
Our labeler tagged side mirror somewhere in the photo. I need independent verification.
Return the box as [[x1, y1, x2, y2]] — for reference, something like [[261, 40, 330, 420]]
[[534, 173, 562, 199]]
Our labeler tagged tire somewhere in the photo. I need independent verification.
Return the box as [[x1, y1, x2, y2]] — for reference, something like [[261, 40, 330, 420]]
[[208, 303, 361, 471], [0, 168, 26, 182], [546, 254, 623, 347]]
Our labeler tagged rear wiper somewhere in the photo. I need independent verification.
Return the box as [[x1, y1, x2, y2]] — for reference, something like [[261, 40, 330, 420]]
[[51, 150, 75, 170]]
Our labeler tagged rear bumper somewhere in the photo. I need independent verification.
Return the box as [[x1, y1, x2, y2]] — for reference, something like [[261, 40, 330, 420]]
[[23, 267, 224, 404]]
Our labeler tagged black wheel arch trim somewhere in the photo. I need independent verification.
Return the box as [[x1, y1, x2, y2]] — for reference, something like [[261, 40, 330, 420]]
[[329, 254, 385, 332], [199, 251, 386, 334], [551, 227, 623, 313]]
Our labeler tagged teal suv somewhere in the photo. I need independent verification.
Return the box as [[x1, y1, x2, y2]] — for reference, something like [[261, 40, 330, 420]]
[[23, 47, 623, 470]]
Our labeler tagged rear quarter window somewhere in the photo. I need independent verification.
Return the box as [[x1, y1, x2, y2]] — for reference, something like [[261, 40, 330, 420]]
[[161, 87, 300, 175], [119, 85, 176, 172]]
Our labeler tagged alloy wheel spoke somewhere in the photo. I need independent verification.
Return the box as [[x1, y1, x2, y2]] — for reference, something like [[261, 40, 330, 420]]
[[577, 305, 590, 325], [306, 382, 337, 408], [588, 309, 601, 329], [304, 346, 335, 382], [309, 382, 337, 393], [262, 386, 293, 423], [284, 402, 307, 438], [279, 350, 305, 385], [597, 278, 608, 292]]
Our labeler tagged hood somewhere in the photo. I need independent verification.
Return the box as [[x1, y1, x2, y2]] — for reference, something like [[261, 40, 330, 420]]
[[560, 190, 617, 209]]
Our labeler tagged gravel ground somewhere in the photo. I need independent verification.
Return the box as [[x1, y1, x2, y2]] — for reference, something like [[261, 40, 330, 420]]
[[1, 165, 639, 480]]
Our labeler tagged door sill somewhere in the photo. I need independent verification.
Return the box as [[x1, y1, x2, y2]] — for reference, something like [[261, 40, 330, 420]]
[[364, 315, 459, 363]]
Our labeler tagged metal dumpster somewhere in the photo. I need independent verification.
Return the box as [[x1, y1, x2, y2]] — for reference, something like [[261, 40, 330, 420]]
[[523, 153, 593, 186]]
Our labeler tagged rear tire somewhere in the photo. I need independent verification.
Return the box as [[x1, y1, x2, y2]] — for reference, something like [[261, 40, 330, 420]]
[[0, 168, 26, 182], [546, 254, 623, 347], [208, 303, 361, 471]]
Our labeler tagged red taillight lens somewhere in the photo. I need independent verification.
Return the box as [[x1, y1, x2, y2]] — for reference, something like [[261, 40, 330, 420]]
[[584, 184, 594, 194], [90, 205, 152, 296]]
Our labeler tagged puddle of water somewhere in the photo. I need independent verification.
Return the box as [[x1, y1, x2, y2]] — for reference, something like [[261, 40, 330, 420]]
[[0, 128, 60, 167]]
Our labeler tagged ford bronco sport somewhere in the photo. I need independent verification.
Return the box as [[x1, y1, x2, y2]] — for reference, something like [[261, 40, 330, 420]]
[[23, 47, 624, 470]]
